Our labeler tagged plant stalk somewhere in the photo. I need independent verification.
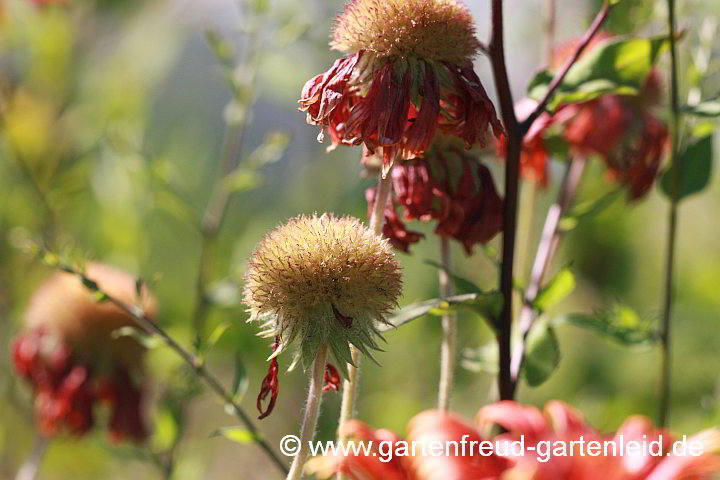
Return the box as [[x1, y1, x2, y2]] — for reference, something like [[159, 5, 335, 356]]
[[14, 435, 49, 480], [509, 158, 586, 394], [438, 236, 455, 410], [287, 345, 328, 480], [659, 0, 681, 429]]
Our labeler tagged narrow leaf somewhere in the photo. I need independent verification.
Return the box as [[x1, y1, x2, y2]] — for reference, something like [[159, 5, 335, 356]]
[[231, 353, 249, 403], [461, 343, 499, 375], [556, 305, 658, 346], [682, 99, 720, 118], [423, 259, 483, 294], [112, 326, 164, 349]]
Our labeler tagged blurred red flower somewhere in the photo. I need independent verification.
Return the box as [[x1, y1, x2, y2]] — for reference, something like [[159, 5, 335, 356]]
[[307, 400, 720, 480], [504, 36, 669, 199], [11, 264, 154, 442]]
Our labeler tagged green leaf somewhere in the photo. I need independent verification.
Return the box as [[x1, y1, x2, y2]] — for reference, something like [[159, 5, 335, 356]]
[[559, 187, 623, 232], [523, 320, 561, 387], [461, 343, 499, 375], [528, 35, 669, 111], [246, 131, 291, 168], [212, 427, 257, 444], [231, 353, 249, 403], [533, 266, 576, 311], [423, 259, 483, 294], [223, 169, 263, 193], [556, 305, 658, 346], [206, 321, 232, 350], [151, 409, 179, 452], [111, 326, 164, 349], [682, 99, 720, 118], [660, 134, 713, 201], [381, 292, 503, 332]]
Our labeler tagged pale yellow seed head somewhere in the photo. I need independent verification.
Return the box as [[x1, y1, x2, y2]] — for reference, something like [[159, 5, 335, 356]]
[[331, 0, 481, 66], [243, 214, 403, 371]]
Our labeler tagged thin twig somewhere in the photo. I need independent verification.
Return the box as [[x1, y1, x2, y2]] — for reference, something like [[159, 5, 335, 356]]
[[659, 0, 681, 429], [509, 158, 587, 394], [437, 236, 455, 410], [53, 262, 289, 475], [488, 0, 520, 401], [520, 2, 613, 135]]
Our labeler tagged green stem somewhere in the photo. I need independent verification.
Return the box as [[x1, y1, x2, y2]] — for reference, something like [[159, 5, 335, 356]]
[[659, 0, 681, 429], [287, 345, 328, 480], [437, 236, 455, 410]]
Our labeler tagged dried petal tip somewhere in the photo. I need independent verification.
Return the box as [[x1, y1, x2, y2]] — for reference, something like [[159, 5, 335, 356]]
[[331, 0, 481, 66], [243, 214, 403, 376]]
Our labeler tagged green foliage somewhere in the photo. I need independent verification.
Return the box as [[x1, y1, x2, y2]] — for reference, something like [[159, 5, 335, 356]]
[[523, 319, 561, 387], [533, 266, 576, 312], [556, 305, 658, 346], [528, 35, 669, 111], [212, 427, 258, 444], [660, 132, 714, 201], [461, 342, 498, 375], [682, 99, 720, 118]]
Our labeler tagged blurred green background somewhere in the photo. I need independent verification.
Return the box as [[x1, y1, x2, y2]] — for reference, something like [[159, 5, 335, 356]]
[[0, 0, 718, 478]]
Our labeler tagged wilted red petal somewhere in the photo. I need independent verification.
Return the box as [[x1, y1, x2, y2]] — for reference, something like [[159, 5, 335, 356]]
[[257, 337, 280, 420]]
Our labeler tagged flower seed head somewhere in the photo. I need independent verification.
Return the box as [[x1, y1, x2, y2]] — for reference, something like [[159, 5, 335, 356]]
[[24, 263, 156, 370], [331, 0, 481, 67], [243, 214, 403, 374]]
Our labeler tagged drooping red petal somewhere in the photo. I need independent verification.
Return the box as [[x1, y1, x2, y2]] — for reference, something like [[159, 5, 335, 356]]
[[257, 337, 281, 420]]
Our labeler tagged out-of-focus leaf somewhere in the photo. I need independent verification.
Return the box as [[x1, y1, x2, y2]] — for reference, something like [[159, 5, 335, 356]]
[[523, 320, 560, 387], [223, 169, 263, 193], [660, 133, 713, 201], [231, 353, 249, 403], [205, 30, 234, 66], [246, 131, 290, 168], [112, 326, 164, 349], [555, 304, 658, 346], [151, 409, 179, 452], [423, 259, 483, 294], [206, 321, 232, 350], [461, 343, 499, 375], [682, 99, 720, 118], [528, 35, 669, 111], [533, 266, 576, 311], [212, 427, 257, 444], [559, 187, 623, 232]]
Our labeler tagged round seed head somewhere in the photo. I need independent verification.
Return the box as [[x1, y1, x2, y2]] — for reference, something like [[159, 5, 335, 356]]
[[243, 214, 403, 373], [24, 263, 156, 370], [331, 0, 481, 66]]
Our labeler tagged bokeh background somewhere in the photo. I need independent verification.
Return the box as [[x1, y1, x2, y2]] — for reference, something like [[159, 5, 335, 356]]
[[0, 0, 718, 478]]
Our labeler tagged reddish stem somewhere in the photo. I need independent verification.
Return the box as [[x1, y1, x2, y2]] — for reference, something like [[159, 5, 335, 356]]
[[520, 3, 613, 135]]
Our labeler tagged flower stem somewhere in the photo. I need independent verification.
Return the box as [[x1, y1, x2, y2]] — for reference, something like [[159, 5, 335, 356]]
[[336, 167, 393, 480], [488, 0, 520, 401], [509, 158, 587, 394], [438, 236, 455, 410], [659, 0, 681, 429], [287, 345, 328, 480], [14, 435, 49, 480]]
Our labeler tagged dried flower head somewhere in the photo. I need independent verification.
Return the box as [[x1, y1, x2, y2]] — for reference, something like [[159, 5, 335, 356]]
[[366, 135, 504, 254], [12, 263, 154, 441], [299, 0, 501, 172], [331, 0, 481, 66], [244, 214, 403, 377]]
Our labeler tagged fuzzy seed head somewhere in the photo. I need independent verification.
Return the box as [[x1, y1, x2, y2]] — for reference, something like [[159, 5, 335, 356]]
[[243, 214, 403, 373], [331, 0, 481, 66], [24, 263, 156, 370]]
